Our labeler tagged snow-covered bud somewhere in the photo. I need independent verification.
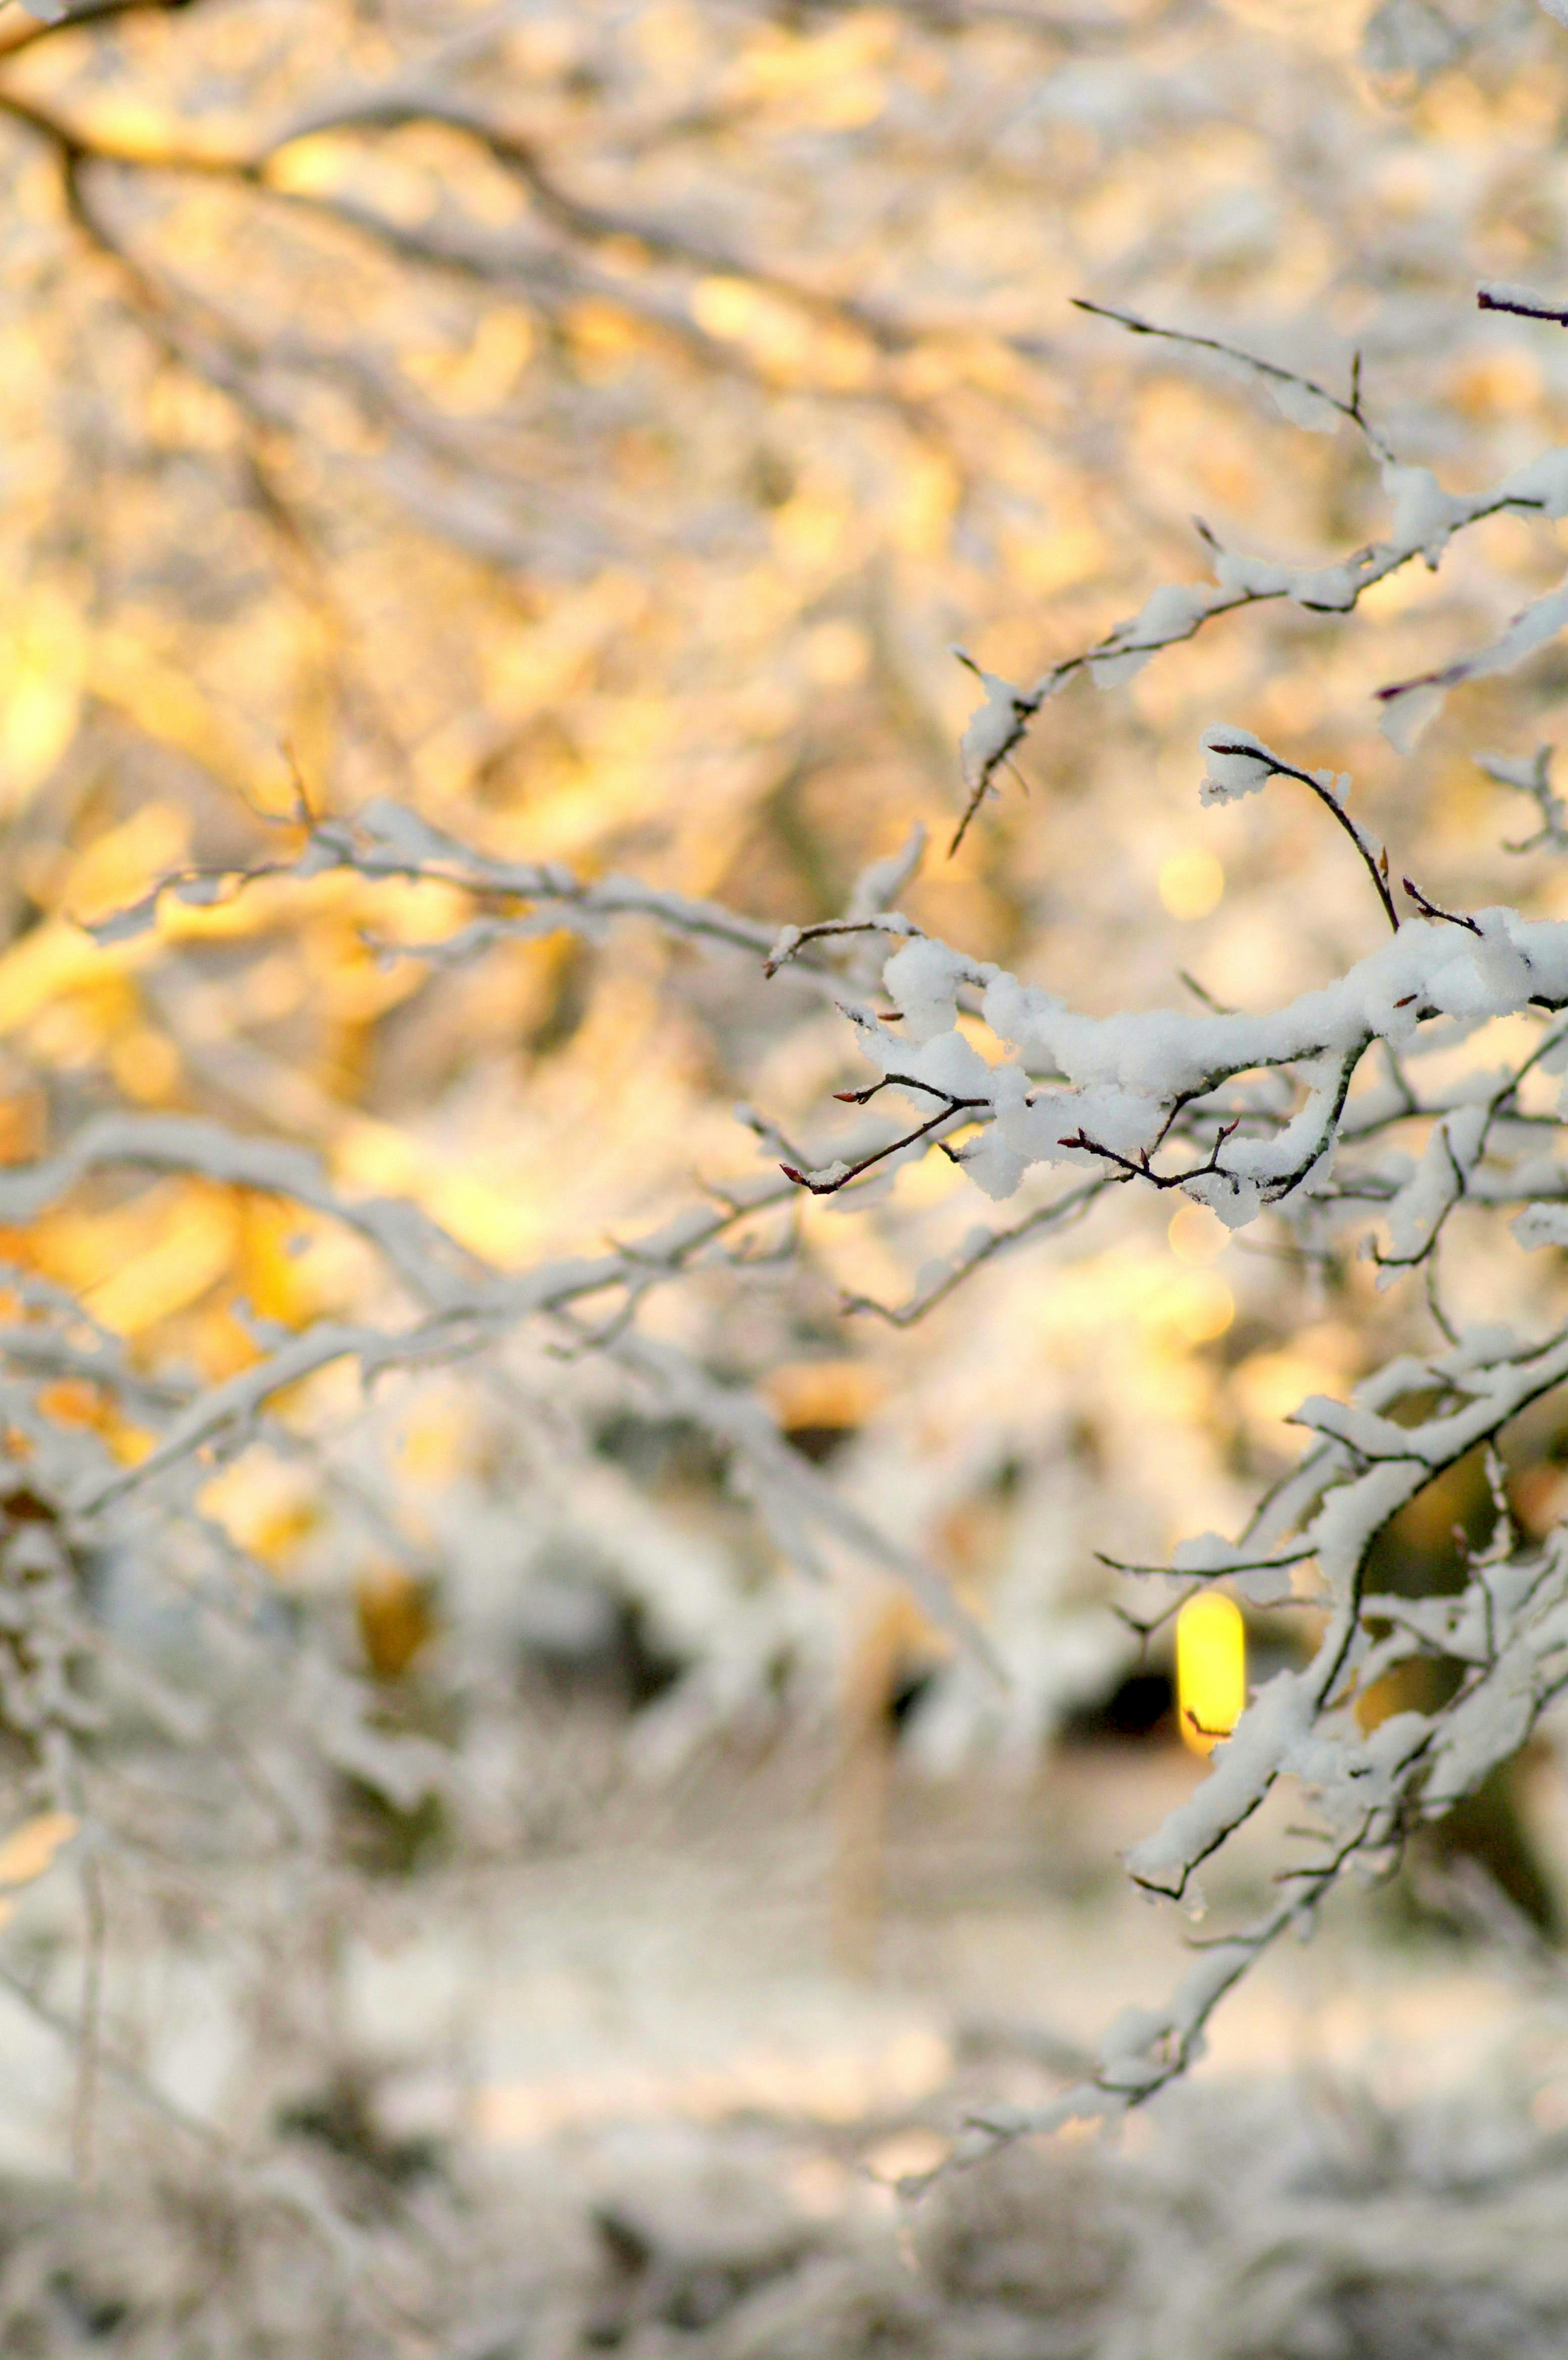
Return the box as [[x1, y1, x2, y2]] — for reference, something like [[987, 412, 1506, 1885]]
[[1199, 726, 1276, 805]]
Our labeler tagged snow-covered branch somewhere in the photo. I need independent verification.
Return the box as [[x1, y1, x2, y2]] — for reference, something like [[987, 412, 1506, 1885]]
[[951, 303, 1568, 845]]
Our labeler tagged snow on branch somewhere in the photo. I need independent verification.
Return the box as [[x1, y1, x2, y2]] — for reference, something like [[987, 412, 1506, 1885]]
[[1070, 298, 1393, 458], [32, 793, 999, 1699], [782, 881, 1568, 1227], [792, 283, 1568, 2163], [1198, 728, 1396, 929], [57, 535, 1568, 2164], [25, 169, 1568, 2183], [948, 303, 1568, 845], [1, 1104, 999, 1666], [1479, 278, 1568, 325], [1376, 574, 1568, 749], [930, 1341, 1568, 2175], [1478, 744, 1568, 853]]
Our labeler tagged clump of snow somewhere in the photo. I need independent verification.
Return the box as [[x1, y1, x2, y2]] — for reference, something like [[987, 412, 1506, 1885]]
[[1512, 1203, 1568, 1249], [1199, 726, 1276, 805], [1381, 460, 1468, 563], [1090, 582, 1222, 685], [881, 938, 971, 1043], [957, 663, 1026, 788]]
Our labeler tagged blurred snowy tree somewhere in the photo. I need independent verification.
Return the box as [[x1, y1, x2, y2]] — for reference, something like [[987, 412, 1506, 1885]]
[[2, 0, 1568, 2340]]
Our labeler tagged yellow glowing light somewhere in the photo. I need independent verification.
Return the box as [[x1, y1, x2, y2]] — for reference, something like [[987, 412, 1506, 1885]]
[[1176, 1591, 1247, 1756], [1158, 848, 1225, 921], [82, 1186, 239, 1337], [0, 1810, 78, 1888], [1148, 1267, 1233, 1348], [263, 134, 348, 196], [1168, 1201, 1228, 1265], [109, 1027, 182, 1106]]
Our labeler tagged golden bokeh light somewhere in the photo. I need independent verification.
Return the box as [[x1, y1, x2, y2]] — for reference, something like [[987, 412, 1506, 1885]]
[[1168, 1202, 1229, 1265], [1158, 849, 1225, 921]]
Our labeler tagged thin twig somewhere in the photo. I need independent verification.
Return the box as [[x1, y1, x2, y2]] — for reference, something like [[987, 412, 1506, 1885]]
[[1402, 877, 1481, 935], [1205, 743, 1399, 931], [782, 1084, 989, 1195]]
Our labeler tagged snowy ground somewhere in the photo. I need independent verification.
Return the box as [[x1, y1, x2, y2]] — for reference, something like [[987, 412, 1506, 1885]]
[[3, 1730, 1568, 2353]]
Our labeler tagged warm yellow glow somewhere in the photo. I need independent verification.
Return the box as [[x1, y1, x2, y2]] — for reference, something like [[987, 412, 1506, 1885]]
[[1235, 1343, 1348, 1437], [0, 922, 124, 1037], [356, 1565, 433, 1679], [803, 619, 871, 687], [0, 1811, 78, 1888], [1158, 848, 1225, 921], [82, 1187, 240, 1336], [692, 277, 815, 378], [198, 1452, 319, 1570], [1152, 1268, 1234, 1348], [109, 1026, 182, 1106], [401, 309, 535, 413], [1168, 1202, 1229, 1264], [0, 594, 85, 809], [1176, 1591, 1247, 1756], [263, 134, 349, 196]]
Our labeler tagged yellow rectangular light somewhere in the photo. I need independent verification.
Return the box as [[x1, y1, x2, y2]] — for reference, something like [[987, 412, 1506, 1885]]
[[1177, 1592, 1247, 1756]]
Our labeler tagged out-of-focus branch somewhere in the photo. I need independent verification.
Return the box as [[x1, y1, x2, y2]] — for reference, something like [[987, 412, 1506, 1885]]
[[949, 304, 1568, 846]]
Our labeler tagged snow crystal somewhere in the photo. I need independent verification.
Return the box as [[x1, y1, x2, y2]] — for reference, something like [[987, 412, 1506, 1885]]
[[1383, 576, 1568, 749], [1180, 1168, 1265, 1226], [904, 1027, 995, 1100], [1090, 647, 1155, 689], [1169, 1533, 1304, 1607], [1214, 552, 1293, 600], [1383, 1104, 1486, 1265], [1472, 577, 1568, 680], [1091, 582, 1222, 685], [980, 972, 1062, 1065], [1233, 1559, 1303, 1607], [1203, 346, 1337, 439], [960, 1130, 1028, 1200], [1287, 561, 1359, 611]]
